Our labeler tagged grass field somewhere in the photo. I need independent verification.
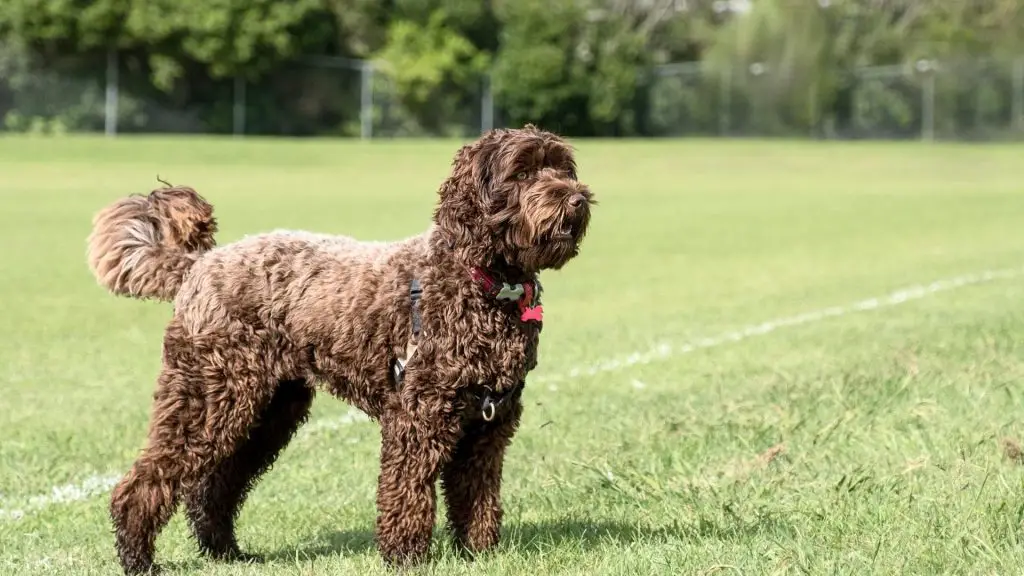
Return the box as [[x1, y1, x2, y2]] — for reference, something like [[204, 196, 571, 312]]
[[1, 135, 1023, 575]]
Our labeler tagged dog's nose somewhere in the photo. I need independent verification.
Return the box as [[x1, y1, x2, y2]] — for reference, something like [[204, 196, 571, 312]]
[[568, 193, 586, 208]]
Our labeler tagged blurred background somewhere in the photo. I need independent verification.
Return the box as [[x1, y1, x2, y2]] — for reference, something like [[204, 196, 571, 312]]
[[1, 0, 1022, 141]]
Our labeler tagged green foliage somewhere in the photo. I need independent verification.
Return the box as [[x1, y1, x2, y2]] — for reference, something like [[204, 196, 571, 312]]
[[375, 10, 489, 136], [491, 0, 587, 132], [321, 0, 388, 57], [0, 0, 126, 51], [0, 0, 334, 87], [123, 0, 334, 81], [491, 0, 655, 135], [851, 77, 918, 137], [0, 42, 108, 132], [0, 0, 1022, 137], [585, 19, 648, 131]]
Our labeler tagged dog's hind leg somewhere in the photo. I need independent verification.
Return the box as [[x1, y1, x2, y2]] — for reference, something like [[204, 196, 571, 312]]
[[441, 395, 523, 555], [110, 330, 280, 575], [184, 378, 315, 561], [110, 367, 205, 575]]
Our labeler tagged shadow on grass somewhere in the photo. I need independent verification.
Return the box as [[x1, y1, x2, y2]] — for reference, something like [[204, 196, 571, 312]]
[[506, 513, 792, 550], [261, 526, 377, 562], [242, 512, 791, 566], [160, 529, 377, 573], [255, 519, 650, 564]]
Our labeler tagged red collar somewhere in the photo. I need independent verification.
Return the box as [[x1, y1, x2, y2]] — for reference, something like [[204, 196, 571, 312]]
[[469, 266, 543, 323]]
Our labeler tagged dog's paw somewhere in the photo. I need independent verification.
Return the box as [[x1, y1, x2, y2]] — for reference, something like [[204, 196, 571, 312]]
[[124, 563, 162, 576], [380, 549, 430, 570], [226, 550, 265, 564], [207, 546, 264, 564], [452, 539, 500, 561]]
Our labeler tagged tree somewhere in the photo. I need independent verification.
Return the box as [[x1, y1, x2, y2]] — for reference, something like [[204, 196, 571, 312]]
[[375, 9, 490, 136], [492, 0, 679, 136], [2, 0, 1021, 137]]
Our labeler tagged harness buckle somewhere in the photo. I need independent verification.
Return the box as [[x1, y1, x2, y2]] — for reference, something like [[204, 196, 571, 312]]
[[394, 278, 423, 388], [481, 397, 497, 422], [480, 381, 525, 422]]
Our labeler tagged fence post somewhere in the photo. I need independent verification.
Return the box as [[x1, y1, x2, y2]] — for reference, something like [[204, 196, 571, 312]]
[[104, 48, 118, 137], [719, 66, 731, 136], [919, 60, 935, 142], [233, 76, 246, 137], [481, 73, 494, 134], [360, 61, 374, 140], [1013, 57, 1024, 134], [808, 82, 818, 138]]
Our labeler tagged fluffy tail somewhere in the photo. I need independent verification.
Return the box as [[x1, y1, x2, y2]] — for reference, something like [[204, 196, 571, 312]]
[[86, 185, 217, 302]]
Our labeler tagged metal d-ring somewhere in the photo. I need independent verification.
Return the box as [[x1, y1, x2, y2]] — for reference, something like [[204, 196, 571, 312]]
[[481, 398, 496, 422]]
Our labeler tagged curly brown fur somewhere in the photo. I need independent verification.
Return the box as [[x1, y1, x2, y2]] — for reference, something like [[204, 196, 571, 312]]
[[441, 388, 523, 554], [183, 378, 313, 562], [87, 185, 217, 301], [90, 125, 593, 574]]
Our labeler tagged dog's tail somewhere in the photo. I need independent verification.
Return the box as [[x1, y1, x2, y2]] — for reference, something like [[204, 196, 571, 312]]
[[86, 185, 217, 302]]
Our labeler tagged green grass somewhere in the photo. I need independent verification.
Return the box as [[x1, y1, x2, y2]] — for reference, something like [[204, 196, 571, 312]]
[[1, 135, 1023, 575]]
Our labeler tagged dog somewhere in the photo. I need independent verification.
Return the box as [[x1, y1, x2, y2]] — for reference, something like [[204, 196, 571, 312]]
[[85, 125, 594, 574]]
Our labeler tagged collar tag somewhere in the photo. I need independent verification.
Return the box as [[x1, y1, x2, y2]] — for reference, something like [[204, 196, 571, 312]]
[[496, 283, 525, 301], [470, 266, 543, 324], [517, 281, 543, 323], [520, 305, 543, 322]]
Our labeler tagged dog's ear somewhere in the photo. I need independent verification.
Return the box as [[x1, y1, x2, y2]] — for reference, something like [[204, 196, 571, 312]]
[[560, 144, 579, 181], [471, 139, 502, 200], [434, 139, 492, 251], [433, 131, 513, 264]]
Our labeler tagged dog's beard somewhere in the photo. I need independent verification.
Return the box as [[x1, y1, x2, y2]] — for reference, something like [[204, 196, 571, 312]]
[[513, 238, 582, 272], [495, 189, 590, 273]]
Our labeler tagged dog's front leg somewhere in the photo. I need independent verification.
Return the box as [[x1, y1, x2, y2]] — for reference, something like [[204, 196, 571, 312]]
[[441, 392, 523, 554], [375, 392, 459, 566]]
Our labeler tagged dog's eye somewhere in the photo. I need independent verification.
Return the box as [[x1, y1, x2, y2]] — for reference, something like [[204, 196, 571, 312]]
[[514, 172, 528, 181]]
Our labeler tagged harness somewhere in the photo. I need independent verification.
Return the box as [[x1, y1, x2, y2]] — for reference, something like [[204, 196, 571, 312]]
[[392, 267, 542, 421], [391, 278, 423, 387]]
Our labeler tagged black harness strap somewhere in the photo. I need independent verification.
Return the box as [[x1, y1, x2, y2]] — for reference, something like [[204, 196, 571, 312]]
[[480, 381, 525, 422], [392, 278, 422, 387], [409, 279, 423, 338], [393, 277, 524, 422]]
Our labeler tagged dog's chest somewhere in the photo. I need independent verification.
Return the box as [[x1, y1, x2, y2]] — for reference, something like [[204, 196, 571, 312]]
[[478, 312, 539, 380], [433, 303, 540, 388]]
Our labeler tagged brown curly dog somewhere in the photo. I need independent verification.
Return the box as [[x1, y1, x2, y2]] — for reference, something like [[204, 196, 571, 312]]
[[85, 125, 594, 574]]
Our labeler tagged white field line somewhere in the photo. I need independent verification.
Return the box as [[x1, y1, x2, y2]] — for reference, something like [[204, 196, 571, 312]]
[[1, 266, 1019, 522], [0, 407, 372, 522], [530, 267, 1023, 385]]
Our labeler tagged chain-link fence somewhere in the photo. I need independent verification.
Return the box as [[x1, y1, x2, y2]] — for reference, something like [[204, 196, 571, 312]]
[[0, 47, 490, 138], [647, 57, 1024, 140], [2, 44, 1022, 140]]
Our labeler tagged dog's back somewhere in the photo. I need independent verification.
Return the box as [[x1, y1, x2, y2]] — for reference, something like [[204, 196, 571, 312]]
[[174, 228, 427, 345], [87, 185, 430, 400]]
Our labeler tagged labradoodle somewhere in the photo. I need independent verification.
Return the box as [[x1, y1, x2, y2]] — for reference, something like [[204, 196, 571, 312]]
[[86, 125, 594, 574]]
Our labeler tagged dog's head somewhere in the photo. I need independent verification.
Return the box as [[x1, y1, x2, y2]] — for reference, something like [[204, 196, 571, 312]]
[[434, 124, 594, 273]]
